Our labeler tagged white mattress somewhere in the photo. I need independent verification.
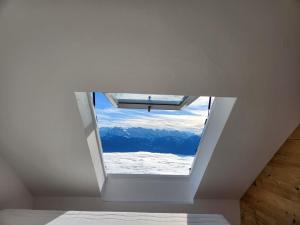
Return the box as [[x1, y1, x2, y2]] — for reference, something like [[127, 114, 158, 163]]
[[0, 209, 230, 225]]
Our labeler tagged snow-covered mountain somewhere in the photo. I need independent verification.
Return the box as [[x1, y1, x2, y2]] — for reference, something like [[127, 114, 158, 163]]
[[99, 127, 201, 155]]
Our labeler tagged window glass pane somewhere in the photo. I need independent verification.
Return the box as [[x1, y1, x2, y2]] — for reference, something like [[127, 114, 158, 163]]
[[109, 93, 185, 105], [94, 92, 212, 175]]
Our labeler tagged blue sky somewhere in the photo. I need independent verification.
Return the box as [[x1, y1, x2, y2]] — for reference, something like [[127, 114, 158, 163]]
[[94, 92, 210, 134]]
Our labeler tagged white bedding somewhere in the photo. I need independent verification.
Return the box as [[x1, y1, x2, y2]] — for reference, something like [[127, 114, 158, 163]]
[[0, 209, 230, 225]]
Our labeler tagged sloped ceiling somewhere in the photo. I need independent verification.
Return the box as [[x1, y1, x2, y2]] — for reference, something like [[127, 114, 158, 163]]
[[0, 0, 299, 198]]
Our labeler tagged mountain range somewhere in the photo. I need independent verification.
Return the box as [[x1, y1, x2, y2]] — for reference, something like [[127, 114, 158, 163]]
[[99, 127, 201, 155]]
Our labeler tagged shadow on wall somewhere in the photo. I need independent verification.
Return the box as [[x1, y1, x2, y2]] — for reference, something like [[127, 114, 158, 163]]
[[0, 0, 7, 12], [187, 214, 231, 225], [0, 210, 65, 225]]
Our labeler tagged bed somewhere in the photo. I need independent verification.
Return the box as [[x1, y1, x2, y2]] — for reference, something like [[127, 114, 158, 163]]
[[0, 209, 230, 225]]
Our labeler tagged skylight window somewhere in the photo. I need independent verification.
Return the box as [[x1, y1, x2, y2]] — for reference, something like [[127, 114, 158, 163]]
[[76, 92, 235, 201], [93, 92, 213, 175]]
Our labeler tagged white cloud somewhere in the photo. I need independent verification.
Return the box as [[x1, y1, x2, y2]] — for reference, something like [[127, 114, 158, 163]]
[[103, 152, 194, 175], [96, 96, 210, 133]]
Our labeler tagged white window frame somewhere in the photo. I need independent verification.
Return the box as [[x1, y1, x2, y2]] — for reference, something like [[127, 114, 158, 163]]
[[75, 92, 236, 203]]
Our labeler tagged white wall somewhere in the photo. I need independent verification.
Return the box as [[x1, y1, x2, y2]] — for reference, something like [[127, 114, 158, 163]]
[[34, 197, 240, 225], [0, 0, 299, 200], [0, 153, 33, 209]]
